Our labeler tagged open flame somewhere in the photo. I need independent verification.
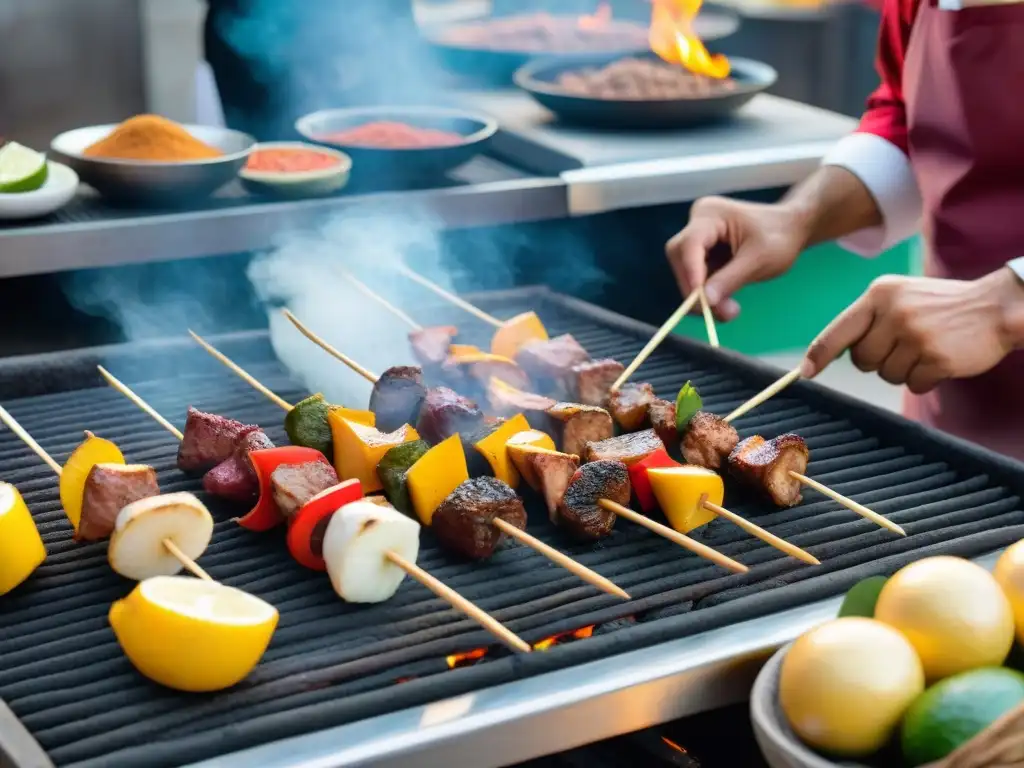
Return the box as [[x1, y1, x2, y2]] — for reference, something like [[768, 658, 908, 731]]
[[578, 2, 612, 29], [662, 736, 689, 753], [446, 648, 488, 669], [649, 0, 730, 79], [532, 625, 596, 651]]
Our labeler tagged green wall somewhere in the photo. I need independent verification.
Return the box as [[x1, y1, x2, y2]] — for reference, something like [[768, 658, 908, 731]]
[[672, 238, 922, 355]]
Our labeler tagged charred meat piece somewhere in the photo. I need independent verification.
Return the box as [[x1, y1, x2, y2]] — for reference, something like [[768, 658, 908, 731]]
[[729, 434, 809, 508], [547, 402, 614, 457], [523, 449, 580, 524], [441, 356, 531, 400], [516, 334, 591, 394], [78, 463, 160, 542], [608, 382, 656, 432], [177, 407, 259, 474], [203, 430, 274, 504], [432, 477, 528, 560], [584, 429, 665, 466], [573, 358, 625, 407], [681, 411, 739, 471], [409, 326, 458, 369], [487, 377, 557, 421], [556, 460, 630, 540], [648, 399, 678, 446], [369, 365, 427, 433], [416, 386, 484, 445], [270, 461, 341, 522]]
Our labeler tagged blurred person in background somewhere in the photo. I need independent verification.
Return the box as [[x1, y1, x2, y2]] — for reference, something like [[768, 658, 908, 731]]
[[667, 0, 1024, 460]]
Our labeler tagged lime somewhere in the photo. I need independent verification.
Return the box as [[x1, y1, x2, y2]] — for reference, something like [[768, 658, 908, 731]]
[[838, 575, 888, 618], [901, 667, 1024, 766], [0, 142, 48, 193]]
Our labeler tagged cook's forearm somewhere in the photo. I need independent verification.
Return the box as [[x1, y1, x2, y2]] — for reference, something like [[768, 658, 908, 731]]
[[779, 164, 885, 250]]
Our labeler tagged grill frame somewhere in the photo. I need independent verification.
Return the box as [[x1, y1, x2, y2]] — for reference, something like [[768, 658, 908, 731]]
[[1, 286, 1022, 768]]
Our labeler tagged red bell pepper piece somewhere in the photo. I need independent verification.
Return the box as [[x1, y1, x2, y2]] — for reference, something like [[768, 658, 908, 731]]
[[628, 449, 681, 512], [286, 479, 363, 571], [237, 446, 332, 531]]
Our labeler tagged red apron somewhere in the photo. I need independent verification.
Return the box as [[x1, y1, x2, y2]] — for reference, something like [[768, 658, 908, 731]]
[[900, 0, 1024, 460]]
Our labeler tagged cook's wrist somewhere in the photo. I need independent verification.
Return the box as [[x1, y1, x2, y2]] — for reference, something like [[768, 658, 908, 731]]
[[990, 264, 1024, 350]]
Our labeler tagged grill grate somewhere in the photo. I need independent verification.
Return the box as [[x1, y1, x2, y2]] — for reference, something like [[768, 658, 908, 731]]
[[2, 287, 1023, 768]]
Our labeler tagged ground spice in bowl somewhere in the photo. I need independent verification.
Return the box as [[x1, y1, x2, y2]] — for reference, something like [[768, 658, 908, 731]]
[[83, 115, 223, 162], [316, 121, 467, 149]]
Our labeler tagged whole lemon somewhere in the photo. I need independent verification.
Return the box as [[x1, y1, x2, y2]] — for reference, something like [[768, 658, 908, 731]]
[[779, 617, 925, 757], [994, 539, 1024, 645], [875, 556, 1014, 682]]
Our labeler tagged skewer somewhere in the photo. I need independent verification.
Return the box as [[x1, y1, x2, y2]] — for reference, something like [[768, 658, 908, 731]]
[[394, 263, 503, 328], [722, 366, 803, 424], [188, 330, 294, 411], [597, 500, 747, 574], [339, 270, 423, 331], [701, 497, 820, 565], [611, 288, 702, 392], [280, 309, 379, 384], [697, 287, 720, 349], [789, 472, 906, 536], [97, 366, 184, 440], [0, 404, 207, 577]]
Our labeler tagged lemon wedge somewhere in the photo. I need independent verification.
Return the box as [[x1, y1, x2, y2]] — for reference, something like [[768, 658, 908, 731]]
[[109, 575, 278, 692], [0, 482, 46, 595]]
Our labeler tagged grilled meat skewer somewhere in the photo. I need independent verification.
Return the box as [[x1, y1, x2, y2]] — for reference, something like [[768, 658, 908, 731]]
[[728, 434, 810, 508]]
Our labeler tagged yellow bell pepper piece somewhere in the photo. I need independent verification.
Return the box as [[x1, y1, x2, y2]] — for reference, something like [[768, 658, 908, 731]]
[[329, 406, 375, 428], [405, 434, 469, 526], [0, 482, 46, 596], [506, 430, 559, 488], [448, 344, 483, 358], [473, 413, 531, 489], [491, 311, 549, 359], [647, 466, 724, 534], [328, 412, 419, 493], [60, 431, 125, 533]]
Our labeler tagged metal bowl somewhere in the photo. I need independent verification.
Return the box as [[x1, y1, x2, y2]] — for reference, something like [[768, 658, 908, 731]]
[[50, 124, 255, 205], [750, 646, 872, 768], [514, 53, 777, 129], [295, 106, 498, 182]]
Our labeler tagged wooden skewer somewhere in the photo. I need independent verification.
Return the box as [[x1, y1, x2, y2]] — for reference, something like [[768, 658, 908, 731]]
[[189, 330, 294, 411], [789, 472, 906, 536], [701, 498, 820, 565], [611, 288, 702, 392], [97, 366, 184, 440], [723, 366, 803, 424], [339, 270, 423, 331], [598, 500, 748, 574], [0, 404, 206, 577], [394, 263, 503, 328], [698, 287, 720, 349], [385, 550, 531, 653], [280, 310, 379, 385]]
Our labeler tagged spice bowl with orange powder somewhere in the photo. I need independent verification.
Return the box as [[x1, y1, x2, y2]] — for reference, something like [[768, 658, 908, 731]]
[[50, 115, 255, 205]]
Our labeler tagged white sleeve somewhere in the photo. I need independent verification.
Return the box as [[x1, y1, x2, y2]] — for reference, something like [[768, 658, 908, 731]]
[[821, 133, 922, 257]]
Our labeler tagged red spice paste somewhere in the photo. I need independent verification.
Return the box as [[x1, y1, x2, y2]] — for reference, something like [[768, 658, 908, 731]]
[[245, 148, 341, 173], [317, 121, 466, 149]]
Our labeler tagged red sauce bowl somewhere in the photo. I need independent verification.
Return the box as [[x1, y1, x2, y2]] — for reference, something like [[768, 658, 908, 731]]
[[239, 142, 351, 198]]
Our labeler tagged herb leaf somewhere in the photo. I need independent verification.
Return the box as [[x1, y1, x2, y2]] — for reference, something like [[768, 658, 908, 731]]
[[675, 381, 703, 431]]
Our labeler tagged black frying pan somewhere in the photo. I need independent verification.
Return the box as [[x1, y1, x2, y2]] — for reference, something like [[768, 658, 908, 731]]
[[513, 52, 778, 129], [422, 10, 740, 85]]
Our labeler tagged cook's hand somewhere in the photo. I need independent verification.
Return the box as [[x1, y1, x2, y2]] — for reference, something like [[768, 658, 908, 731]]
[[802, 269, 1024, 393], [666, 197, 808, 321]]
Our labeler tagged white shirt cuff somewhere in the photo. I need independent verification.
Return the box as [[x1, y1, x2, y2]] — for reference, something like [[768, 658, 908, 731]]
[[821, 133, 922, 257]]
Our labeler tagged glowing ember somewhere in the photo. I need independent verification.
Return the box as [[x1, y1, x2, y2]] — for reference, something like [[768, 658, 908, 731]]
[[649, 0, 730, 79], [662, 736, 689, 753], [533, 625, 596, 651], [446, 648, 487, 669], [578, 2, 612, 30]]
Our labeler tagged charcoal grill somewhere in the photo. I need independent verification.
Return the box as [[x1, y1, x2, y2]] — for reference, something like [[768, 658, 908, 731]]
[[2, 286, 1023, 768]]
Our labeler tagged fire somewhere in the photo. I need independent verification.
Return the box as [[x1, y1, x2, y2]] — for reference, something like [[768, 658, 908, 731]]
[[578, 2, 612, 29], [649, 0, 730, 79], [533, 625, 595, 651], [662, 737, 689, 753], [446, 648, 487, 669]]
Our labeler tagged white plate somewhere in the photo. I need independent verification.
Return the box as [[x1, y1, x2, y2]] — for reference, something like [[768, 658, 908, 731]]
[[0, 161, 79, 221]]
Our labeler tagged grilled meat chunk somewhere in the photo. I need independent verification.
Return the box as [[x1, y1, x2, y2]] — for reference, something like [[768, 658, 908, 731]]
[[270, 461, 341, 522], [432, 477, 527, 560], [409, 326, 458, 369], [547, 402, 614, 457], [487, 376, 557, 424], [78, 463, 160, 542], [556, 460, 630, 540], [681, 411, 739, 470], [416, 386, 484, 444], [522, 449, 580, 524], [608, 382, 656, 431], [729, 434, 809, 508], [177, 407, 259, 473], [441, 356, 531, 399], [648, 399, 678, 446], [584, 429, 665, 466], [369, 365, 427, 433], [203, 430, 274, 504], [573, 358, 625, 407], [516, 334, 591, 393]]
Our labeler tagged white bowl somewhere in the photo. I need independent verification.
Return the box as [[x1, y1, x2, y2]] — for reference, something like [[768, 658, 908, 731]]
[[0, 161, 79, 221], [238, 142, 352, 198]]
